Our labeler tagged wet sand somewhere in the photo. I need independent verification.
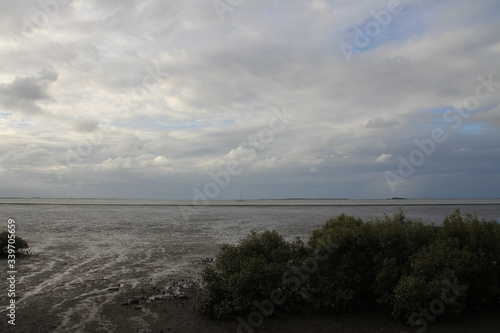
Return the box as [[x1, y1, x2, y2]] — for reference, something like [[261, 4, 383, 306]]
[[0, 241, 216, 332]]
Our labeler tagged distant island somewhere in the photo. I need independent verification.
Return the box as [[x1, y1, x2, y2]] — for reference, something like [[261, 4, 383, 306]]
[[260, 198, 349, 200]]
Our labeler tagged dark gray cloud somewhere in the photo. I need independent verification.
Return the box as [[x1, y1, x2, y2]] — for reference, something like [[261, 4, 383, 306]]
[[71, 118, 99, 132], [0, 69, 58, 114]]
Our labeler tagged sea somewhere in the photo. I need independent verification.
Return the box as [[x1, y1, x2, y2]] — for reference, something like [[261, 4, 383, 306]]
[[0, 198, 499, 331]]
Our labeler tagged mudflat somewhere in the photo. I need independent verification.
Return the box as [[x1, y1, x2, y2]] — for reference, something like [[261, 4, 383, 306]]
[[2, 256, 499, 333]]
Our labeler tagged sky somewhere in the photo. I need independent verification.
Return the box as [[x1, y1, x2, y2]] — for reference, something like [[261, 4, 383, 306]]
[[0, 0, 499, 200]]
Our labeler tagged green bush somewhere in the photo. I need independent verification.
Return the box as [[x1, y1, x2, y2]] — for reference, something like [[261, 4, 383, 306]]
[[368, 211, 438, 310], [307, 214, 373, 312], [392, 210, 500, 321], [197, 210, 500, 327], [439, 210, 500, 310], [307, 211, 438, 313], [197, 229, 307, 318], [0, 230, 29, 257], [392, 238, 470, 320]]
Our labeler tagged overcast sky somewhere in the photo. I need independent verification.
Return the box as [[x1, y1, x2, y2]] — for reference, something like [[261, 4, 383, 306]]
[[1, 0, 499, 200]]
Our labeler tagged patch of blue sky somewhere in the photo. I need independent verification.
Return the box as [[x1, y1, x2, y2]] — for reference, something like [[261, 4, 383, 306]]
[[0, 112, 12, 117], [16, 121, 30, 127], [414, 106, 493, 135], [220, 118, 236, 125], [161, 120, 209, 130], [422, 107, 450, 116], [421, 105, 493, 120], [411, 107, 453, 128], [467, 0, 500, 25], [338, 2, 434, 54], [374, 7, 431, 46], [459, 122, 488, 135], [165, 118, 238, 130], [110, 115, 208, 131]]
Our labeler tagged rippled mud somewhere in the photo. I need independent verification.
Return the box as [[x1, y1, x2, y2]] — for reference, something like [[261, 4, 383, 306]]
[[1, 241, 217, 332]]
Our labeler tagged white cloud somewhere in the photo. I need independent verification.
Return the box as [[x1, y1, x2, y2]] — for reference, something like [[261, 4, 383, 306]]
[[0, 147, 54, 167], [375, 153, 392, 164], [366, 117, 399, 129], [93, 156, 133, 172]]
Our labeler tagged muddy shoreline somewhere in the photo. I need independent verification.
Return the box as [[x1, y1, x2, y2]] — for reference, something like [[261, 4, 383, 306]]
[[2, 204, 499, 332], [2, 254, 500, 332]]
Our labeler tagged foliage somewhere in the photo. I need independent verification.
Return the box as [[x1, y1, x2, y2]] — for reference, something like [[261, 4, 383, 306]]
[[368, 211, 438, 310], [392, 210, 500, 321], [392, 238, 470, 320], [197, 210, 500, 327], [197, 229, 307, 318], [0, 230, 29, 257], [306, 211, 438, 313], [307, 213, 373, 312]]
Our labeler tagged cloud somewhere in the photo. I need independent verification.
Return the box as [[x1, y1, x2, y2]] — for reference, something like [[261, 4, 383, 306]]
[[0, 69, 58, 114], [225, 146, 256, 164], [471, 106, 500, 127], [375, 153, 392, 164], [0, 0, 499, 199], [93, 156, 133, 172], [0, 147, 54, 168], [71, 118, 99, 132], [101, 132, 142, 156], [366, 117, 400, 129], [250, 146, 325, 171]]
